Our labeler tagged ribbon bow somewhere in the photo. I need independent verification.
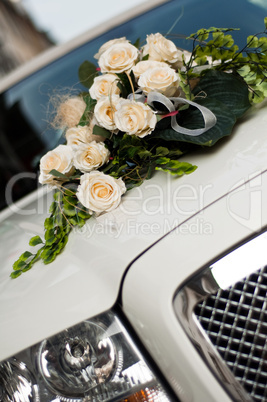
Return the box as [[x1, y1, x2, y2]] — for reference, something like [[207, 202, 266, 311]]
[[129, 91, 217, 137]]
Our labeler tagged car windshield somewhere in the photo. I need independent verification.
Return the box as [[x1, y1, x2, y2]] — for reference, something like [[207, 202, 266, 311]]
[[0, 0, 265, 210]]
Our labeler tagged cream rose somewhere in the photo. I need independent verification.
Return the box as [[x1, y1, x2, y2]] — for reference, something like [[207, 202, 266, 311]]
[[77, 171, 126, 214], [114, 99, 157, 138], [94, 37, 129, 60], [89, 74, 120, 100], [94, 95, 120, 131], [132, 60, 169, 78], [143, 33, 182, 65], [66, 125, 93, 148], [73, 141, 110, 173], [98, 42, 139, 74], [39, 145, 74, 185], [138, 65, 180, 97]]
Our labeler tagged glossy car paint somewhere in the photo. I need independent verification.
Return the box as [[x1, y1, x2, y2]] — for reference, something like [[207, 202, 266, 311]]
[[0, 0, 266, 400], [0, 100, 266, 367], [122, 170, 267, 402]]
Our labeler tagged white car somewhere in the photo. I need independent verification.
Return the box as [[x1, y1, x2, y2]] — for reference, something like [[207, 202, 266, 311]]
[[0, 1, 266, 401]]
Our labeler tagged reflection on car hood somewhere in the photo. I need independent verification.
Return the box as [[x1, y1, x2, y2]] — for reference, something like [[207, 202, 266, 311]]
[[0, 102, 267, 361]]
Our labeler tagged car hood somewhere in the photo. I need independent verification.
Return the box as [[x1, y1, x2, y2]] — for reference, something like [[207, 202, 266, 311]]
[[0, 101, 267, 361]]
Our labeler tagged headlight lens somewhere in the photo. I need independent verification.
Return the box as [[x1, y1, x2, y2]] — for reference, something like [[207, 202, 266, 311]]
[[0, 310, 171, 401]]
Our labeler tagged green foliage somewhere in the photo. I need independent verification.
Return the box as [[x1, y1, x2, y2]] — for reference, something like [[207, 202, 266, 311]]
[[133, 37, 141, 48], [49, 170, 80, 182], [78, 61, 99, 88], [141, 54, 149, 61], [11, 20, 267, 278], [116, 71, 136, 98], [93, 125, 112, 139], [11, 187, 91, 278], [187, 27, 239, 67], [29, 236, 43, 247], [152, 70, 251, 146], [102, 133, 196, 190], [182, 24, 267, 104], [194, 70, 251, 118], [78, 94, 96, 126]]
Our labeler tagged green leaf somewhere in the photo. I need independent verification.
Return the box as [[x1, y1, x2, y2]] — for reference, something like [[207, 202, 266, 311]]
[[44, 217, 54, 230], [212, 31, 224, 46], [133, 37, 141, 48], [116, 71, 136, 97], [49, 170, 80, 181], [146, 164, 154, 180], [126, 179, 144, 190], [20, 251, 33, 261], [155, 147, 169, 156], [264, 17, 267, 29], [155, 161, 197, 176], [250, 88, 266, 103], [14, 260, 27, 269], [93, 125, 112, 139], [168, 149, 184, 157], [247, 35, 259, 48], [56, 234, 69, 253], [12, 251, 33, 271], [41, 247, 54, 261], [194, 56, 209, 66], [127, 146, 142, 158], [22, 264, 32, 273], [54, 212, 63, 227], [49, 201, 57, 214], [151, 97, 237, 147], [78, 209, 91, 219], [78, 60, 99, 88], [193, 70, 251, 119], [138, 150, 152, 159], [64, 188, 76, 197], [155, 157, 170, 165], [10, 270, 22, 279], [197, 28, 209, 41], [29, 236, 43, 247], [69, 214, 86, 227], [78, 94, 96, 126], [42, 251, 57, 265], [259, 81, 267, 96], [49, 169, 69, 179], [63, 195, 78, 206], [258, 36, 267, 52], [45, 228, 55, 240], [44, 228, 57, 246], [115, 164, 128, 175], [53, 191, 61, 201], [63, 202, 77, 217], [142, 54, 149, 61], [237, 64, 251, 78]]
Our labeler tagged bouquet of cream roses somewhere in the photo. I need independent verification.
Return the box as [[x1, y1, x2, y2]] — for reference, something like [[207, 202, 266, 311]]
[[12, 23, 267, 277]]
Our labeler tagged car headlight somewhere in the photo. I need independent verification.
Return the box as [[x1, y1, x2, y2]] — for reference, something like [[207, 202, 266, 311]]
[[0, 310, 171, 401]]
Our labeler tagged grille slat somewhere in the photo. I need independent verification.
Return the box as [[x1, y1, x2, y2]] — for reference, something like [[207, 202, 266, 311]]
[[195, 266, 267, 402]]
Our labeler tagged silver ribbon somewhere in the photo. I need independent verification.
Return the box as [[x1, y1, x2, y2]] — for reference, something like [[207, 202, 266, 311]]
[[128, 88, 146, 103], [128, 90, 217, 136], [146, 91, 217, 136]]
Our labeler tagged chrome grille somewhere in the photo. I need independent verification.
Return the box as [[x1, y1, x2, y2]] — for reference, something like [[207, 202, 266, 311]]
[[194, 265, 267, 402]]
